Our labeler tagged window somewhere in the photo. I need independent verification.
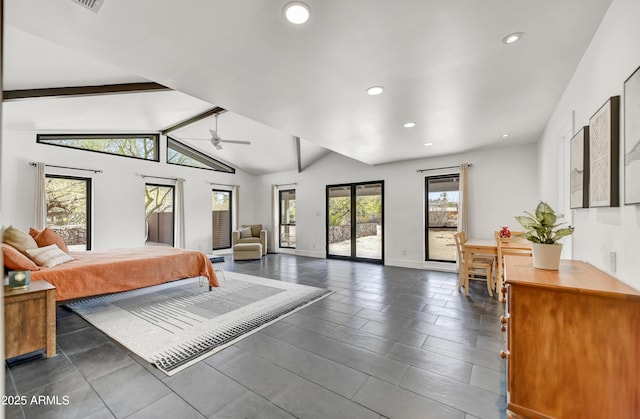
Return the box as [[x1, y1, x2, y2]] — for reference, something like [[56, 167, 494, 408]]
[[45, 175, 91, 250], [37, 134, 159, 161], [212, 189, 232, 250], [145, 184, 174, 246], [425, 174, 460, 262], [279, 189, 296, 248], [167, 137, 235, 173]]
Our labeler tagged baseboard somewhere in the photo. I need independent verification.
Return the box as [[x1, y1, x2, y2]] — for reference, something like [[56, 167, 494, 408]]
[[384, 259, 425, 270], [294, 249, 326, 259]]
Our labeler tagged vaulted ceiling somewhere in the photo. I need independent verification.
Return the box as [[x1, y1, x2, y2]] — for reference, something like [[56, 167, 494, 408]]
[[3, 0, 613, 174]]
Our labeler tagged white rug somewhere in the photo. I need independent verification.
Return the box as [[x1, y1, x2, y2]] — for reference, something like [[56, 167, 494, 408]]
[[67, 272, 332, 375]]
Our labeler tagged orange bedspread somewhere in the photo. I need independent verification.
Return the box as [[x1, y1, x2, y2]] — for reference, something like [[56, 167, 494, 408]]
[[31, 247, 219, 301]]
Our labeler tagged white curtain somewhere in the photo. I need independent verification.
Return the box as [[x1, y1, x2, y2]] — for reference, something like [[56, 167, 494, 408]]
[[459, 163, 469, 235], [175, 178, 185, 248], [271, 185, 279, 253], [34, 162, 47, 230], [232, 185, 239, 231]]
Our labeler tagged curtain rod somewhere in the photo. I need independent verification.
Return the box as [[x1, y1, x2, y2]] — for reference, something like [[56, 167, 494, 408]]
[[275, 182, 297, 187], [416, 163, 472, 173], [209, 182, 236, 188], [29, 162, 103, 173], [140, 174, 184, 182]]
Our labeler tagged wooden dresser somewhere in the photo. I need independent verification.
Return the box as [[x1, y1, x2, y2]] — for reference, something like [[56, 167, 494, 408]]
[[502, 257, 640, 418]]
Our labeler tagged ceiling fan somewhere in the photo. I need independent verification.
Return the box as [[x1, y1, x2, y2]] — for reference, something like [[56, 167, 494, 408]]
[[183, 115, 252, 150]]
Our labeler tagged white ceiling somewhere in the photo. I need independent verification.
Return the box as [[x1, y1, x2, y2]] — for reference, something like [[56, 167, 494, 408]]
[[3, 0, 613, 174]]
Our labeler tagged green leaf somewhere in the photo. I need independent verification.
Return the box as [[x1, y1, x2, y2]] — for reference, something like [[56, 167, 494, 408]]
[[541, 211, 556, 227], [525, 232, 540, 243], [515, 215, 539, 229], [552, 227, 575, 241]]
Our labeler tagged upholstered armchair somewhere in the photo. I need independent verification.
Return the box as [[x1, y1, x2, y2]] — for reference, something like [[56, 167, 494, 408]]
[[232, 224, 267, 255]]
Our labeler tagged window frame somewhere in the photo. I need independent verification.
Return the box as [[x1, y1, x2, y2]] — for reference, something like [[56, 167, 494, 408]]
[[212, 189, 233, 250], [279, 189, 296, 249], [424, 173, 460, 263], [37, 133, 160, 162], [45, 174, 92, 251], [144, 183, 176, 247], [167, 137, 235, 173]]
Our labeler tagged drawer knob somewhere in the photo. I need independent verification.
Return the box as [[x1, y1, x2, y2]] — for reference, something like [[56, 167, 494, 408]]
[[501, 324, 507, 333], [500, 350, 510, 359], [500, 315, 508, 324]]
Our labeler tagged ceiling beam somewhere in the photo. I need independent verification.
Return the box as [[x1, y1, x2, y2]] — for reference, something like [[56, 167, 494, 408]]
[[2, 82, 170, 101], [161, 107, 227, 135], [295, 136, 303, 173]]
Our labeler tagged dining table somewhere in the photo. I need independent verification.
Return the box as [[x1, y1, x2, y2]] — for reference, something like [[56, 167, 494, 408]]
[[461, 237, 531, 299]]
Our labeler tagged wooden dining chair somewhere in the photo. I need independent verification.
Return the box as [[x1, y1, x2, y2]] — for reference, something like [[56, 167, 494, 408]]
[[453, 231, 495, 296], [495, 230, 533, 301]]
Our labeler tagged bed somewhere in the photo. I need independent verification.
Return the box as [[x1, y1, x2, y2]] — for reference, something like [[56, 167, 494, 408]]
[[30, 246, 219, 301]]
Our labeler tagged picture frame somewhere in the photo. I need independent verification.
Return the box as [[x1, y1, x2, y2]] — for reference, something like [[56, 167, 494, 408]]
[[570, 126, 589, 209], [588, 96, 620, 207], [624, 65, 640, 205]]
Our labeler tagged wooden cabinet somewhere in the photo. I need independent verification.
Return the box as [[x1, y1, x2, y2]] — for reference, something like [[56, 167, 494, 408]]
[[4, 280, 56, 359], [503, 257, 640, 419]]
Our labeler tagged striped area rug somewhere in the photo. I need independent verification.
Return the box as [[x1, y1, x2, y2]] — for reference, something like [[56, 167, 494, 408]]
[[67, 272, 332, 375]]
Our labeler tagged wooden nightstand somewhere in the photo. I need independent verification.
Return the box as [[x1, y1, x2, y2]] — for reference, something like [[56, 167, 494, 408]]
[[4, 280, 56, 359]]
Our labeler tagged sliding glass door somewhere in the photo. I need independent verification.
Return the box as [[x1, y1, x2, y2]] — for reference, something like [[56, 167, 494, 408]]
[[425, 174, 460, 262], [212, 189, 232, 250], [145, 184, 175, 247], [279, 189, 296, 248], [327, 181, 383, 263]]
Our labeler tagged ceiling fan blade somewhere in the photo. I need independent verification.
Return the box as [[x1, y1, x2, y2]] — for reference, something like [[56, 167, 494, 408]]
[[219, 139, 252, 145]]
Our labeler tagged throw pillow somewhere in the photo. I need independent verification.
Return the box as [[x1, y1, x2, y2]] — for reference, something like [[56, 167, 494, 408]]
[[1, 243, 40, 271], [239, 227, 252, 239], [30, 227, 70, 254], [25, 244, 74, 268], [3, 225, 38, 253]]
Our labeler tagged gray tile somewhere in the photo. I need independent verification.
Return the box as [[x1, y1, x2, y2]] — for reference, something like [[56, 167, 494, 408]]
[[387, 342, 472, 383], [423, 336, 505, 373], [126, 393, 206, 419], [400, 366, 507, 419], [216, 351, 302, 400], [68, 341, 135, 380], [213, 391, 295, 419], [89, 362, 171, 418], [325, 325, 396, 355], [355, 308, 414, 328], [470, 365, 506, 396], [297, 307, 369, 329], [164, 363, 247, 417], [277, 312, 338, 335], [352, 377, 464, 419], [57, 327, 110, 356], [203, 345, 246, 369], [56, 314, 91, 335], [9, 353, 78, 394], [21, 372, 107, 419], [276, 325, 409, 385], [273, 376, 379, 419], [359, 320, 427, 347], [235, 333, 368, 398]]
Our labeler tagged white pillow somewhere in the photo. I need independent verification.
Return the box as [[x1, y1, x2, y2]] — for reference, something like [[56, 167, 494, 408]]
[[26, 244, 74, 268], [239, 227, 252, 239]]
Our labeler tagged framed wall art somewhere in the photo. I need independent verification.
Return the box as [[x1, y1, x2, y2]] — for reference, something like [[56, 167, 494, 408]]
[[624, 65, 640, 205], [588, 96, 620, 207], [570, 126, 589, 209]]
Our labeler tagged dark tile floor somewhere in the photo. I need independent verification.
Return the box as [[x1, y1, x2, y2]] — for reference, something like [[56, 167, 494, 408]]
[[4, 255, 507, 419]]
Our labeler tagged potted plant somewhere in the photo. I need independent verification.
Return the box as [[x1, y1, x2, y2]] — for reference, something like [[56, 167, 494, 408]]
[[515, 201, 574, 270]]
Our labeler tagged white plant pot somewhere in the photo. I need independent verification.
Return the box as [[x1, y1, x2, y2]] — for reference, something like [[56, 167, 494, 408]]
[[531, 243, 563, 270]]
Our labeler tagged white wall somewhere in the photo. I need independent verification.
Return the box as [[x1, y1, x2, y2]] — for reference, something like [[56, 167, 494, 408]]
[[1, 129, 258, 251], [538, 0, 640, 288], [255, 143, 538, 270]]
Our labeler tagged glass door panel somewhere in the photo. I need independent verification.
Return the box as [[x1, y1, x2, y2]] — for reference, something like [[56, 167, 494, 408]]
[[279, 189, 296, 248], [145, 184, 174, 247], [212, 190, 232, 250], [355, 183, 382, 259], [327, 186, 352, 257], [425, 175, 460, 262]]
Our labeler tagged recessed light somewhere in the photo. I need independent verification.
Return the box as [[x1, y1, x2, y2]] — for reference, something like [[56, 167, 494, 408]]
[[502, 32, 523, 45], [403, 122, 416, 128], [502, 133, 510, 138], [366, 86, 384, 96], [284, 2, 311, 24], [424, 142, 433, 147]]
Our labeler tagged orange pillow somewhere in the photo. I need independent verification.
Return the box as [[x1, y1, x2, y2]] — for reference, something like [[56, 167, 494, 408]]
[[30, 227, 70, 254], [2, 243, 40, 271]]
